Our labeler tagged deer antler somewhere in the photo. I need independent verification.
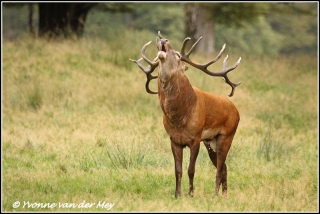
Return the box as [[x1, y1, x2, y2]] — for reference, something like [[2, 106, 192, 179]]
[[180, 37, 242, 97], [155, 31, 165, 50], [130, 41, 159, 94]]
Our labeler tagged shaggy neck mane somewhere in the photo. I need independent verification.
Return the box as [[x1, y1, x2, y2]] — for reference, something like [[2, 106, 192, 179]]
[[158, 73, 197, 128]]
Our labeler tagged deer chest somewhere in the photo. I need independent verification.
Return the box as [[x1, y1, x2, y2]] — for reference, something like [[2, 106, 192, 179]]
[[163, 121, 197, 146]]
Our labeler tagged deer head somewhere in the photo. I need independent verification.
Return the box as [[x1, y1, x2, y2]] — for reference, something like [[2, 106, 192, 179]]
[[130, 31, 241, 97], [156, 32, 189, 84]]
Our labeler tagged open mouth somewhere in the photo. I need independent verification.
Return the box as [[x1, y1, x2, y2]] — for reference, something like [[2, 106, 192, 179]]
[[161, 44, 166, 52], [157, 39, 168, 59], [157, 44, 167, 59]]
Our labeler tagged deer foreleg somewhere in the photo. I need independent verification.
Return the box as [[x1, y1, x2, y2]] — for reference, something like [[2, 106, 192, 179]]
[[188, 142, 200, 197], [171, 140, 183, 198]]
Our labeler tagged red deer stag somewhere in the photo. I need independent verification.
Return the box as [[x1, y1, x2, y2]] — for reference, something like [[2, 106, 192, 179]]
[[130, 31, 241, 198]]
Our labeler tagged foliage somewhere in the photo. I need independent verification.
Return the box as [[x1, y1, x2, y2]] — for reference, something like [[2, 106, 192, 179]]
[[266, 2, 318, 54], [204, 2, 317, 55], [94, 2, 134, 13], [205, 2, 270, 26], [128, 3, 185, 41], [215, 16, 284, 55], [2, 2, 317, 55]]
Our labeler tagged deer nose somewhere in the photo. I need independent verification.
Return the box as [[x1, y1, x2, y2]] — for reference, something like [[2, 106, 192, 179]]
[[161, 39, 168, 46]]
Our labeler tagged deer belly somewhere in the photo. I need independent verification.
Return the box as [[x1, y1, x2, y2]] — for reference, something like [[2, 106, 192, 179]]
[[203, 138, 217, 152], [201, 129, 219, 152]]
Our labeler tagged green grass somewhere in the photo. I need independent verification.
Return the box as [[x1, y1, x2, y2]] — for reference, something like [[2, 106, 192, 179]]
[[256, 119, 298, 162], [2, 31, 318, 212]]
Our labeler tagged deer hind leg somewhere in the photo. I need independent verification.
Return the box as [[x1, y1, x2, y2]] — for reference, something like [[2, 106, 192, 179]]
[[203, 139, 219, 195], [203, 138, 218, 167], [188, 142, 200, 197], [171, 140, 183, 198], [215, 134, 234, 197]]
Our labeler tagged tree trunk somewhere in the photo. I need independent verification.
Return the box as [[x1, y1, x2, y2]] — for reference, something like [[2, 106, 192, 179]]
[[28, 4, 35, 38], [38, 3, 94, 39], [185, 3, 215, 54], [69, 3, 95, 37]]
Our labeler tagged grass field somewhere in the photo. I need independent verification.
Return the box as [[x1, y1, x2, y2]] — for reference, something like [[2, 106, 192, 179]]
[[2, 30, 318, 212]]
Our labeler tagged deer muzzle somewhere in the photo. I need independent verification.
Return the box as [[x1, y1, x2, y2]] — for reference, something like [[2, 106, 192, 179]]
[[157, 50, 166, 60]]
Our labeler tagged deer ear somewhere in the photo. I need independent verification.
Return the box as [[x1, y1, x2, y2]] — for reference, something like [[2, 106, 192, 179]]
[[175, 51, 181, 60], [183, 65, 188, 72]]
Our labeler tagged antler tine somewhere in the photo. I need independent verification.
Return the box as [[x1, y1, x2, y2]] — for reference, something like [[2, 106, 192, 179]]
[[139, 41, 157, 66], [181, 36, 202, 57], [129, 41, 159, 94], [222, 56, 242, 97], [180, 38, 242, 97], [145, 72, 158, 94], [158, 31, 164, 39], [156, 31, 164, 49]]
